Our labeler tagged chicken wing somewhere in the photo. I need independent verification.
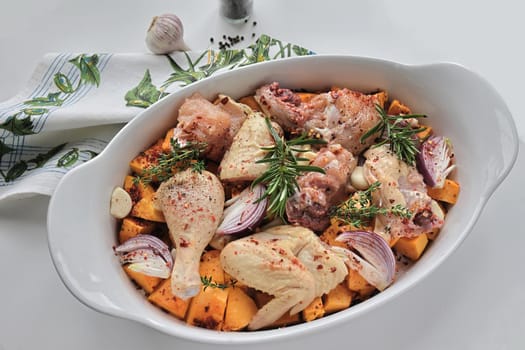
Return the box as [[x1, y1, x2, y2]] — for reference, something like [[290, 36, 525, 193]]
[[220, 225, 347, 330]]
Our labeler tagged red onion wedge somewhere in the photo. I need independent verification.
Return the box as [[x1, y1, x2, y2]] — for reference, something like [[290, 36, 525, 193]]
[[334, 230, 396, 291], [416, 135, 456, 188], [216, 184, 267, 235], [114, 234, 173, 278]]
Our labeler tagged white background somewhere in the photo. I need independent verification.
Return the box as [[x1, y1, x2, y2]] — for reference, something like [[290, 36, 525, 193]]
[[0, 1, 524, 349]]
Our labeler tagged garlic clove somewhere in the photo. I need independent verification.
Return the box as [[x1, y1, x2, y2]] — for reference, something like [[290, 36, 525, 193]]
[[110, 186, 132, 219], [145, 13, 190, 54]]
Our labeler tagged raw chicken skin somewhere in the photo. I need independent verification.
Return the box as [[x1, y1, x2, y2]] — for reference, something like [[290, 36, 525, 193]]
[[155, 169, 225, 299], [363, 145, 444, 240], [172, 93, 248, 162], [255, 82, 387, 155], [220, 225, 347, 330], [286, 144, 356, 232]]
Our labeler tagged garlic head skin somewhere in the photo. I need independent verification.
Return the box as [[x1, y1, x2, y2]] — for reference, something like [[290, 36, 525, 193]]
[[146, 14, 189, 54]]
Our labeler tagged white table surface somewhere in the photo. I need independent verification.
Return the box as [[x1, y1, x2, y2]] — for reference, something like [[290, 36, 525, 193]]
[[1, 1, 524, 349]]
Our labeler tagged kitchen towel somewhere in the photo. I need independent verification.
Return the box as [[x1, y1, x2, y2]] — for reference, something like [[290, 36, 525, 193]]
[[0, 35, 312, 201]]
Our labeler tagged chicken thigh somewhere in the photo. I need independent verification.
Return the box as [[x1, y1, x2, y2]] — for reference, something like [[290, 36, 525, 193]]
[[220, 225, 347, 330], [255, 82, 387, 155], [155, 169, 225, 299], [286, 144, 356, 232], [363, 145, 443, 240]]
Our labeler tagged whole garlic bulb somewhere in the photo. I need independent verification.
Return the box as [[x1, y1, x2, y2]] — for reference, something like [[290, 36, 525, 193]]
[[146, 14, 189, 54]]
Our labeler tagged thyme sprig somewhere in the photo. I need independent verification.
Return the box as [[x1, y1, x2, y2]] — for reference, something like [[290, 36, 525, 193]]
[[200, 275, 237, 291], [360, 104, 427, 165], [134, 138, 206, 185], [332, 181, 412, 228], [252, 118, 327, 221]]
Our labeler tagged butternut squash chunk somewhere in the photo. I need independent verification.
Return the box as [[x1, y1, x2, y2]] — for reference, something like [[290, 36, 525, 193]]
[[118, 217, 157, 243], [238, 96, 262, 112], [186, 250, 229, 330], [147, 278, 190, 320], [296, 92, 317, 103], [162, 128, 175, 153], [387, 99, 411, 115], [346, 268, 376, 298], [323, 283, 353, 314], [223, 287, 258, 331], [427, 179, 460, 204], [124, 265, 162, 294], [302, 297, 325, 322], [123, 175, 156, 203], [131, 196, 165, 222], [129, 138, 164, 176], [394, 234, 428, 260]]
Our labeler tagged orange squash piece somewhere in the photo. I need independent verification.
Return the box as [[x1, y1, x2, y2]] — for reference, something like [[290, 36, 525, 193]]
[[394, 234, 429, 260], [124, 265, 162, 294], [323, 283, 353, 314], [118, 217, 157, 243], [129, 138, 164, 177], [185, 250, 229, 330], [147, 278, 190, 320], [223, 287, 258, 331], [238, 96, 262, 112], [346, 268, 376, 298], [131, 196, 165, 222], [387, 99, 412, 115], [302, 297, 325, 322], [427, 179, 460, 204]]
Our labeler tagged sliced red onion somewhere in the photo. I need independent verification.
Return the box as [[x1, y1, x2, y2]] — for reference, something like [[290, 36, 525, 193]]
[[114, 234, 173, 278], [335, 230, 396, 291], [416, 135, 456, 188], [216, 184, 267, 235]]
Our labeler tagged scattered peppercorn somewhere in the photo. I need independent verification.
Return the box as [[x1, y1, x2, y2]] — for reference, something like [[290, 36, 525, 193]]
[[210, 37, 214, 43], [253, 21, 257, 26]]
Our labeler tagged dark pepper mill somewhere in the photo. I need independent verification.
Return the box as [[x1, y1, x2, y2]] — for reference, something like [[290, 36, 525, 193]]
[[220, 0, 253, 23]]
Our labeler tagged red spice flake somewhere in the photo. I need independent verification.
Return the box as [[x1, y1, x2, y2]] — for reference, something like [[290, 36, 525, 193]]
[[179, 237, 190, 248], [249, 238, 259, 245], [317, 264, 324, 270], [313, 255, 322, 261], [211, 215, 216, 223], [291, 258, 300, 266], [278, 248, 287, 255], [330, 267, 337, 273]]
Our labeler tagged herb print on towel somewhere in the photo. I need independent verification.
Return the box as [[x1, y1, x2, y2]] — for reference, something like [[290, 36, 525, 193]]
[[124, 34, 313, 109], [0, 54, 104, 184]]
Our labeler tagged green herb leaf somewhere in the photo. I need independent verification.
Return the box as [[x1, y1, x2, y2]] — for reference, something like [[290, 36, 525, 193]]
[[135, 139, 207, 185], [360, 104, 427, 166], [0, 140, 14, 159], [200, 275, 236, 291], [331, 181, 412, 228], [4, 161, 28, 182], [0, 114, 35, 136], [125, 69, 167, 108], [57, 148, 80, 168], [69, 54, 101, 87], [27, 143, 67, 169], [53, 73, 74, 93], [252, 118, 327, 220], [24, 92, 64, 107]]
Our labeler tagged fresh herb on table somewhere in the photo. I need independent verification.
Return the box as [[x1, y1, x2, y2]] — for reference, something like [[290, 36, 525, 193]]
[[252, 118, 327, 221], [134, 139, 206, 185], [360, 104, 427, 165], [332, 181, 412, 228], [200, 275, 237, 291]]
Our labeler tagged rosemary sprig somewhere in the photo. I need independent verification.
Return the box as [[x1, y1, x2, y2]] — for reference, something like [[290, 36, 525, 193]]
[[360, 104, 427, 165], [331, 181, 412, 228], [200, 275, 237, 291], [252, 118, 327, 220], [134, 138, 206, 185]]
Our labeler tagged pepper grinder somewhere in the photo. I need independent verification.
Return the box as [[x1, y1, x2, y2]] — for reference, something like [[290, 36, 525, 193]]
[[220, 0, 253, 23]]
